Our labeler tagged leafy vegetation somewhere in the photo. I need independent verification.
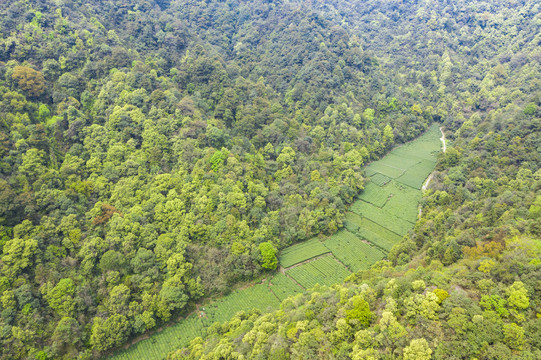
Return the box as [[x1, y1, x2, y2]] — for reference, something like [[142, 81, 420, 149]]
[[0, 0, 539, 358]]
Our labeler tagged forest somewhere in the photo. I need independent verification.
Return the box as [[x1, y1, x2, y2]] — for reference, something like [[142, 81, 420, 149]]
[[0, 0, 539, 359]]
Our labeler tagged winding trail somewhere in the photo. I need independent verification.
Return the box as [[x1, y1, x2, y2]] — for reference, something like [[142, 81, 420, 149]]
[[422, 174, 433, 191], [419, 126, 446, 218], [440, 127, 446, 153]]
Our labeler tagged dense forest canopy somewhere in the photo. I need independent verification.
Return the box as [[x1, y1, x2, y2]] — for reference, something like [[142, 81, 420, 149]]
[[0, 0, 539, 359]]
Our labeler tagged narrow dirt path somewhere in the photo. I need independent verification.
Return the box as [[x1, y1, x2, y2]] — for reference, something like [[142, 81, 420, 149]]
[[419, 127, 446, 218], [440, 127, 446, 153], [422, 174, 433, 191]]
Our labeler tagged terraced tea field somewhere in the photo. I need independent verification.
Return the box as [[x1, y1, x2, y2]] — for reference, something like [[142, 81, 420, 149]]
[[323, 230, 385, 271], [110, 314, 204, 360], [346, 214, 402, 252], [278, 238, 330, 268], [110, 125, 442, 360], [109, 282, 293, 360], [277, 125, 442, 295], [286, 255, 351, 288], [351, 200, 413, 236], [269, 273, 304, 301]]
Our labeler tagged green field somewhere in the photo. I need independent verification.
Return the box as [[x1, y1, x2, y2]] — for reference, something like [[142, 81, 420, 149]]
[[365, 161, 405, 178], [382, 184, 422, 223], [358, 181, 391, 208], [343, 212, 402, 251], [370, 172, 392, 186], [350, 200, 413, 236], [323, 230, 386, 271], [201, 284, 280, 326], [391, 125, 442, 162], [395, 159, 436, 189], [353, 216, 403, 252], [359, 180, 420, 216], [110, 313, 204, 360], [286, 255, 351, 289], [269, 273, 304, 301], [279, 238, 330, 268]]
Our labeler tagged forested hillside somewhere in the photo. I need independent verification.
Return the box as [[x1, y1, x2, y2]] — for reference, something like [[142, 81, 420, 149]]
[[0, 0, 539, 359]]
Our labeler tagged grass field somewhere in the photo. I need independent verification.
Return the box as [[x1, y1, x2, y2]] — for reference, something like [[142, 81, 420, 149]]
[[323, 230, 385, 271], [364, 162, 405, 178], [269, 273, 303, 301], [382, 183, 422, 223], [286, 255, 351, 289], [381, 152, 422, 169], [279, 238, 330, 268], [359, 180, 420, 215]]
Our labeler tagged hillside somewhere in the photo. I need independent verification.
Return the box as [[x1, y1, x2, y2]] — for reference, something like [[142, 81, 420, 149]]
[[0, 0, 539, 359]]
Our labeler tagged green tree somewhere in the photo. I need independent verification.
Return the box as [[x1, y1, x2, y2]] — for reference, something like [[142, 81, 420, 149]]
[[12, 66, 45, 97], [2, 238, 38, 279], [506, 281, 530, 310], [43, 278, 76, 317], [503, 323, 525, 351], [346, 296, 373, 328], [403, 338, 432, 360], [258, 242, 277, 270], [90, 314, 130, 352]]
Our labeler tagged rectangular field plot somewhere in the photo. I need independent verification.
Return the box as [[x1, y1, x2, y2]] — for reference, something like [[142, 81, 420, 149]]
[[351, 200, 413, 236], [380, 153, 422, 169], [381, 183, 422, 223], [279, 238, 330, 268], [323, 230, 385, 271], [109, 313, 204, 360], [364, 162, 405, 179], [286, 255, 351, 289], [395, 159, 436, 189], [344, 212, 364, 233], [269, 273, 303, 301], [358, 182, 391, 208], [392, 125, 442, 162], [370, 173, 392, 186], [355, 218, 403, 252]]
